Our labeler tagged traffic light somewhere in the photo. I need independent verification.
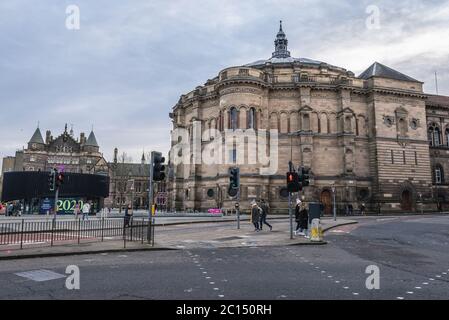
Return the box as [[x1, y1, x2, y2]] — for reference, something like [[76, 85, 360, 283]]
[[286, 171, 301, 192], [152, 152, 166, 181], [228, 167, 240, 197], [48, 170, 56, 191], [300, 167, 311, 187], [55, 171, 65, 188]]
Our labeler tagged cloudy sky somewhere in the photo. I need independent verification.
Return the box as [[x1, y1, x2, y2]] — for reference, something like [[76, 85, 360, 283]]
[[1, 0, 448, 169]]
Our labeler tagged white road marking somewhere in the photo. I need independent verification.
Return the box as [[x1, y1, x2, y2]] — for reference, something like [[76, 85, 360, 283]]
[[15, 270, 66, 282], [335, 281, 340, 284], [213, 288, 219, 291], [422, 282, 429, 285], [415, 287, 422, 289], [343, 286, 349, 289], [210, 282, 215, 284], [352, 292, 359, 296], [406, 291, 414, 294], [218, 295, 224, 298], [397, 297, 404, 300]]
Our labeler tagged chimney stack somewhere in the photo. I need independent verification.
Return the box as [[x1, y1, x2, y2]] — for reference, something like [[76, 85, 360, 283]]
[[45, 130, 51, 144], [80, 132, 85, 144], [114, 148, 118, 164]]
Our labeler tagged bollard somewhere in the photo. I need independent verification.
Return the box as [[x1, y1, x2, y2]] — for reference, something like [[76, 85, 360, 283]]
[[310, 218, 323, 242]]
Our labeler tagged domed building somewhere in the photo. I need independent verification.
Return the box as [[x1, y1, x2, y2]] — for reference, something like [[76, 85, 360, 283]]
[[168, 22, 449, 214]]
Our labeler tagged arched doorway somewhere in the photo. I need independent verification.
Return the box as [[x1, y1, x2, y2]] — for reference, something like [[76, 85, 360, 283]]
[[320, 190, 332, 215], [401, 190, 412, 211]]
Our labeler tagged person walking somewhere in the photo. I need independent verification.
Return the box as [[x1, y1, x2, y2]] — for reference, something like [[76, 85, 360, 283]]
[[360, 203, 366, 215], [124, 204, 133, 227], [259, 199, 272, 231], [74, 202, 80, 219], [299, 202, 309, 238], [82, 201, 90, 221], [251, 200, 261, 232], [294, 199, 303, 235]]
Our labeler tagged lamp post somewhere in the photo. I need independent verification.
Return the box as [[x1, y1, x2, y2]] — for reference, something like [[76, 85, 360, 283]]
[[331, 185, 336, 221]]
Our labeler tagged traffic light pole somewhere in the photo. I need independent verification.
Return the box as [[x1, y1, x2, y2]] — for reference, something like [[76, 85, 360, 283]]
[[149, 152, 154, 218], [237, 189, 240, 230], [288, 161, 293, 240], [53, 188, 59, 222]]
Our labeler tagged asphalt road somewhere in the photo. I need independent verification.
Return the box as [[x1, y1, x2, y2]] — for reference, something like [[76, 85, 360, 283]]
[[0, 215, 448, 300]]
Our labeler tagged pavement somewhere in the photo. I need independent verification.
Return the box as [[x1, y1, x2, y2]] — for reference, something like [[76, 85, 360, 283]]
[[0, 217, 356, 260]]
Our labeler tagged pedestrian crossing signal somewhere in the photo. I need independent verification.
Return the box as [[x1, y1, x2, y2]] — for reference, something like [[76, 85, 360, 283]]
[[286, 171, 301, 192]]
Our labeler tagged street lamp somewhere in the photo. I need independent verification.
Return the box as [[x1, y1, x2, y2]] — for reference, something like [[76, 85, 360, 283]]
[[418, 192, 423, 214], [331, 185, 336, 221]]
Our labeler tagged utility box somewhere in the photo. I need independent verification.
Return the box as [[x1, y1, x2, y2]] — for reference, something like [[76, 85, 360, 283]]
[[308, 202, 322, 223]]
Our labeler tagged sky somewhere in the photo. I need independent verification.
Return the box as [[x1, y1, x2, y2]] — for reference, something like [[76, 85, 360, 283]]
[[1, 0, 448, 169]]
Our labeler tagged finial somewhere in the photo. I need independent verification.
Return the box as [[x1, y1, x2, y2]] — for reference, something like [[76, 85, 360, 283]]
[[37, 121, 40, 129], [64, 123, 68, 133], [279, 20, 283, 32]]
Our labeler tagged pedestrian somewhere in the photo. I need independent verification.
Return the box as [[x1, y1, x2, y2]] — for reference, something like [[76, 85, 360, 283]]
[[74, 202, 80, 219], [348, 203, 353, 216], [360, 203, 366, 215], [82, 201, 90, 221], [294, 199, 303, 235], [259, 199, 272, 231], [124, 204, 133, 227], [299, 202, 309, 238], [251, 200, 261, 232]]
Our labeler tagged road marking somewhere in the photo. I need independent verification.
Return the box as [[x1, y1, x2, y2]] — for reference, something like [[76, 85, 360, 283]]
[[335, 281, 340, 284], [415, 287, 422, 289], [209, 282, 215, 284], [397, 297, 404, 300], [218, 295, 224, 298], [328, 275, 333, 278], [406, 291, 414, 294], [422, 282, 429, 285], [343, 286, 349, 289], [15, 269, 66, 282], [213, 288, 219, 291], [442, 272, 447, 275], [429, 278, 435, 281], [436, 275, 442, 278], [352, 292, 359, 296], [206, 277, 211, 279], [202, 272, 207, 274]]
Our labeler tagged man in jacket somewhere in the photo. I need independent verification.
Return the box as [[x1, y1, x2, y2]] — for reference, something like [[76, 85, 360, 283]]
[[251, 200, 261, 232], [259, 199, 273, 231]]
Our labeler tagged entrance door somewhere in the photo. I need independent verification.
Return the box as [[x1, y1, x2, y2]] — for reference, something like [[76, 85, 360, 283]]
[[320, 190, 332, 215], [401, 190, 412, 211]]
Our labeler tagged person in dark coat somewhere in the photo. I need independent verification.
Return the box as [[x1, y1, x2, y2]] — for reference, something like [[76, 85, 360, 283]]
[[299, 203, 309, 238], [294, 199, 303, 235], [251, 201, 261, 232], [259, 199, 272, 231], [124, 204, 133, 227]]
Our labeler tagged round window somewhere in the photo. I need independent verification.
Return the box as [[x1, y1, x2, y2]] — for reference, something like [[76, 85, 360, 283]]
[[207, 189, 215, 198]]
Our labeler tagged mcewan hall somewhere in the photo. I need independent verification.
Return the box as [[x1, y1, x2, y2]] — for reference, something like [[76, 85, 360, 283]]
[[167, 22, 449, 215]]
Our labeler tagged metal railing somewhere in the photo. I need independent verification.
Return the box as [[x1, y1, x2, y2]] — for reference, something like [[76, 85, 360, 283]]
[[0, 217, 153, 249]]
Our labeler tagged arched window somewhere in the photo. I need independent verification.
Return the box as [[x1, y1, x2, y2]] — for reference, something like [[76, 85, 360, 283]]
[[435, 164, 444, 184], [446, 128, 449, 147], [218, 111, 224, 132], [229, 107, 238, 130], [428, 123, 441, 146], [248, 107, 256, 129]]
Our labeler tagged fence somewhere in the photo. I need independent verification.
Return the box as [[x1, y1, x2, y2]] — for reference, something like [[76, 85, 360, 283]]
[[0, 217, 154, 250]]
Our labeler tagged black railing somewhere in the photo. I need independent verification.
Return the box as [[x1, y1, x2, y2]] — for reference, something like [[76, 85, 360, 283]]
[[0, 217, 153, 249]]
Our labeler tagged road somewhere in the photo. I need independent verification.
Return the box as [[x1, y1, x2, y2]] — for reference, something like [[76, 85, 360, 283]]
[[0, 215, 448, 299]]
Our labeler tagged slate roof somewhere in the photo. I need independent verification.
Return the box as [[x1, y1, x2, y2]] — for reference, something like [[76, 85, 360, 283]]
[[110, 162, 150, 177], [29, 128, 45, 144], [358, 62, 419, 82], [85, 131, 99, 147]]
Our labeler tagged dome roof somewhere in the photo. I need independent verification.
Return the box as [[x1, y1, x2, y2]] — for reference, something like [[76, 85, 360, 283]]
[[245, 56, 326, 67], [244, 21, 340, 70]]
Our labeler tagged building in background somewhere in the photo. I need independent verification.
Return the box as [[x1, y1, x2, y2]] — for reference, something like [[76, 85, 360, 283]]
[[168, 22, 449, 214]]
